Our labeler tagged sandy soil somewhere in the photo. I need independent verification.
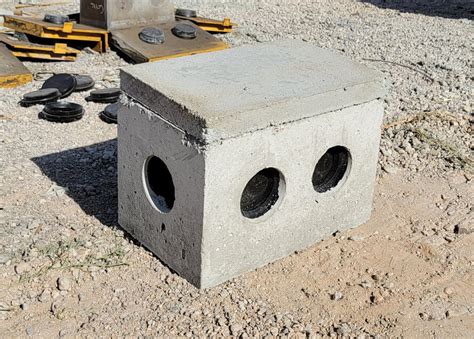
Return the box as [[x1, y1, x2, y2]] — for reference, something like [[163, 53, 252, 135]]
[[0, 0, 473, 337]]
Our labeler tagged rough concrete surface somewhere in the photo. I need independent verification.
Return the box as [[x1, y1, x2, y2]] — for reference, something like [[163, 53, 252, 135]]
[[122, 40, 386, 140], [0, 0, 473, 337], [80, 0, 174, 30]]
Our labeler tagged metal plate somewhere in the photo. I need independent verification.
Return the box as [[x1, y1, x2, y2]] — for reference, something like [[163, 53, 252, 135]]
[[175, 15, 236, 33], [111, 21, 228, 63], [0, 33, 79, 61], [0, 44, 32, 88], [3, 15, 109, 53]]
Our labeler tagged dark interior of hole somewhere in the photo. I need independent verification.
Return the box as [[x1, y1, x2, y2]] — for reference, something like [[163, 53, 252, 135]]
[[147, 156, 175, 210], [241, 168, 280, 219], [312, 146, 350, 193]]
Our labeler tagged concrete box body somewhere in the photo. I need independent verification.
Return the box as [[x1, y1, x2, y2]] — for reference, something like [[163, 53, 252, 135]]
[[118, 40, 387, 288], [80, 0, 174, 30]]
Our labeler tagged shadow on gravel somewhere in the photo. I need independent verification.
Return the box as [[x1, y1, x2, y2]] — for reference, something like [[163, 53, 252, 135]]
[[360, 0, 474, 20], [32, 139, 118, 227]]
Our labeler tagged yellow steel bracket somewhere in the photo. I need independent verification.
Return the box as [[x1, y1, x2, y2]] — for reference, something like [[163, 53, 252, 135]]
[[176, 15, 237, 33], [0, 43, 32, 88], [0, 33, 79, 61], [3, 15, 109, 53]]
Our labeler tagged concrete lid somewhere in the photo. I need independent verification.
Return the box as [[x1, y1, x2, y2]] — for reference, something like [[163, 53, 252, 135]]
[[121, 40, 387, 141]]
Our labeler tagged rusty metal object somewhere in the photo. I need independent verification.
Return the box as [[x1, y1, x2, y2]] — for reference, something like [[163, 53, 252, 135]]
[[0, 33, 79, 61], [3, 15, 109, 53], [111, 21, 228, 63], [0, 44, 32, 88]]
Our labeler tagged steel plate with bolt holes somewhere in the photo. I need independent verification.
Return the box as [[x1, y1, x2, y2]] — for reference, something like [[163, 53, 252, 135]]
[[111, 21, 228, 63]]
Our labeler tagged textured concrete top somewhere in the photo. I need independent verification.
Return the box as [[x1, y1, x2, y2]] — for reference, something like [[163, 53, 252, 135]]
[[121, 40, 387, 141]]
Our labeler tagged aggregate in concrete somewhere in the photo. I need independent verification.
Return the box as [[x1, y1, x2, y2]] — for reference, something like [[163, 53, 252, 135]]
[[118, 40, 386, 288]]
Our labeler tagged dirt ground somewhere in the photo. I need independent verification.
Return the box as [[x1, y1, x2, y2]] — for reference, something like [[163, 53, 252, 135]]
[[1, 0, 473, 338]]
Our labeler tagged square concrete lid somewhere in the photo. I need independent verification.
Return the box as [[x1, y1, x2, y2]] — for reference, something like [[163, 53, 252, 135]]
[[121, 40, 387, 142]]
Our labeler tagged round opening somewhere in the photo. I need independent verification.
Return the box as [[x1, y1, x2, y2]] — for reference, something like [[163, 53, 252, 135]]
[[240, 168, 282, 219], [143, 156, 175, 213], [312, 146, 351, 193]]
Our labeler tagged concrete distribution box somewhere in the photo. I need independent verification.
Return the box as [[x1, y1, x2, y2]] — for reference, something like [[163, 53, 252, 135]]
[[80, 0, 175, 30], [118, 40, 387, 288]]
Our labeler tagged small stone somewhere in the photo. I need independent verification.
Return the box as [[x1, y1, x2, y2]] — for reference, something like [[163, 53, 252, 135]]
[[454, 220, 473, 235], [446, 305, 469, 318], [270, 327, 279, 336], [229, 323, 243, 335], [27, 220, 41, 230], [336, 323, 351, 336], [419, 312, 430, 321], [57, 277, 72, 291], [444, 287, 454, 295], [348, 235, 364, 241], [0, 253, 11, 265], [331, 291, 343, 301], [46, 184, 68, 197], [371, 274, 381, 281], [20, 303, 29, 311], [14, 263, 30, 275], [382, 165, 398, 174], [38, 289, 51, 302]]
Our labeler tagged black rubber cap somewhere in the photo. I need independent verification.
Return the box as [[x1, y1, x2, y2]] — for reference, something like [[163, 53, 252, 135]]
[[44, 14, 70, 25], [100, 102, 119, 124], [21, 88, 61, 106], [175, 8, 197, 18], [312, 147, 350, 193], [240, 168, 280, 219], [172, 23, 197, 39], [41, 74, 77, 99], [139, 27, 165, 44], [74, 75, 95, 92], [41, 102, 84, 123], [86, 88, 121, 103]]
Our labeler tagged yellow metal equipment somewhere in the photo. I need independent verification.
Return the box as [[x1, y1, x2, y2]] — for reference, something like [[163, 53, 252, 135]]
[[3, 15, 109, 52], [0, 43, 32, 88], [0, 33, 79, 61], [176, 15, 236, 33], [111, 21, 228, 63]]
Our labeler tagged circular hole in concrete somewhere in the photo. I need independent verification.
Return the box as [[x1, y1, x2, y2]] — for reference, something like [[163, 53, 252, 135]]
[[312, 146, 351, 193], [143, 156, 175, 213], [240, 168, 283, 219]]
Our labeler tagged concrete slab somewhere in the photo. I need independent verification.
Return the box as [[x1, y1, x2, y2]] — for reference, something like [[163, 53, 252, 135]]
[[121, 40, 387, 142], [118, 40, 387, 288]]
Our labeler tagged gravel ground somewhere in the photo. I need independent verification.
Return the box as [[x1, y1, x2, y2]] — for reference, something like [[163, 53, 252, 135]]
[[1, 0, 473, 337]]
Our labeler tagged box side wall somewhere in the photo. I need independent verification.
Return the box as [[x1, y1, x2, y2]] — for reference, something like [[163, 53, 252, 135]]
[[200, 100, 384, 288], [118, 101, 205, 287], [80, 0, 174, 30]]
